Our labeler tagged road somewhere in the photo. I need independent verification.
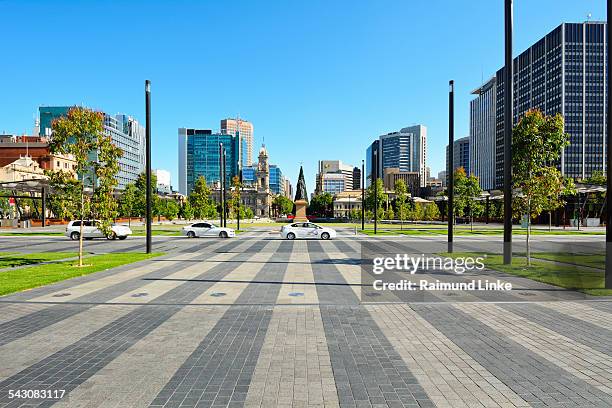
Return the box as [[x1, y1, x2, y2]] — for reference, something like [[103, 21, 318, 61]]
[[0, 229, 610, 407]]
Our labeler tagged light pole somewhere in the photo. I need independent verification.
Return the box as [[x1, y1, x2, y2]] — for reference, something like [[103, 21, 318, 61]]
[[145, 80, 152, 254], [606, 3, 612, 289], [374, 150, 378, 234], [219, 143, 224, 227], [503, 0, 513, 264], [222, 148, 227, 227], [361, 159, 365, 230], [448, 80, 454, 253]]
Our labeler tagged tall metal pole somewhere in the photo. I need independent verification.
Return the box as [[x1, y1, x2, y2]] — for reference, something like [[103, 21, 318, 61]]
[[607, 3, 612, 288], [237, 170, 241, 231], [222, 149, 227, 227], [503, 0, 513, 264], [219, 143, 224, 226], [361, 159, 365, 230], [448, 80, 454, 253], [145, 80, 152, 254], [41, 186, 46, 228], [374, 151, 378, 234]]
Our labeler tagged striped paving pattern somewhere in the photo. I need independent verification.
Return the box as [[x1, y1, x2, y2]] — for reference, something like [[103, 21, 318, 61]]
[[0, 234, 609, 408]]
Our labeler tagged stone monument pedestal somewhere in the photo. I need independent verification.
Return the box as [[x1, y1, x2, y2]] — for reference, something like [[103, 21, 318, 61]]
[[293, 199, 308, 222]]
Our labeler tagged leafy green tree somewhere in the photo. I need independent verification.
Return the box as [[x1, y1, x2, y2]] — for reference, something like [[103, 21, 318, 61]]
[[273, 195, 294, 216], [512, 109, 571, 265], [423, 203, 440, 221], [452, 167, 482, 230], [48, 107, 122, 267], [189, 176, 217, 219], [244, 207, 254, 219], [161, 200, 179, 221], [134, 172, 160, 218], [229, 175, 242, 219], [119, 182, 137, 226], [180, 201, 194, 220], [308, 192, 333, 217], [385, 206, 395, 221], [394, 179, 409, 229], [365, 179, 385, 220], [46, 170, 81, 220]]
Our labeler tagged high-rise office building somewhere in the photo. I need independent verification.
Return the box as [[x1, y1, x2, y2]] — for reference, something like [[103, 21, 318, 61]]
[[469, 77, 497, 190], [177, 128, 242, 195], [269, 165, 283, 195], [365, 140, 380, 187], [38, 106, 145, 189], [315, 160, 354, 194], [220, 118, 254, 166], [446, 136, 470, 181], [493, 21, 608, 187], [352, 166, 361, 190], [378, 125, 427, 187]]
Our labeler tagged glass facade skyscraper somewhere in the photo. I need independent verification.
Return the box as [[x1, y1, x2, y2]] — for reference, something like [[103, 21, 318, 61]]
[[378, 125, 427, 187], [38, 106, 145, 189], [493, 21, 608, 187], [470, 77, 497, 190], [269, 165, 283, 195], [177, 128, 242, 195], [446, 136, 470, 181]]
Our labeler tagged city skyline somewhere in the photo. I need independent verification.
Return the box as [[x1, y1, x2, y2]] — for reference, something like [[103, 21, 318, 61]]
[[0, 1, 606, 194]]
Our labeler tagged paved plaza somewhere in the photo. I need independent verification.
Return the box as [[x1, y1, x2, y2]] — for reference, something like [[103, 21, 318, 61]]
[[0, 229, 610, 408]]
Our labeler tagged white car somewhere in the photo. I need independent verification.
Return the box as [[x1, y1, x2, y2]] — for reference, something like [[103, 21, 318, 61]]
[[65, 220, 132, 241], [182, 222, 235, 238], [280, 222, 336, 240]]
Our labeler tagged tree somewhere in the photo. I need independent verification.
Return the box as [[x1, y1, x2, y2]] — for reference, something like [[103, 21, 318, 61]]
[[365, 179, 385, 220], [229, 175, 242, 220], [308, 193, 333, 217], [189, 176, 217, 219], [134, 172, 159, 218], [48, 107, 122, 266], [46, 170, 80, 220], [395, 179, 409, 229], [179, 201, 194, 220], [423, 203, 440, 221], [273, 195, 293, 217], [385, 206, 395, 221], [512, 109, 571, 265], [161, 200, 179, 221], [119, 182, 137, 226], [452, 167, 482, 231]]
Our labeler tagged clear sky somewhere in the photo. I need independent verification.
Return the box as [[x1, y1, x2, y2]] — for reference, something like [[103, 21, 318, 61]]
[[0, 0, 606, 195]]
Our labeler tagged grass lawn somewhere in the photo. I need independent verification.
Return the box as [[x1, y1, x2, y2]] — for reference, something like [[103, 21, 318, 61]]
[[531, 253, 604, 270], [443, 252, 611, 296], [0, 232, 64, 236], [0, 252, 163, 296], [360, 228, 604, 236], [0, 252, 77, 268]]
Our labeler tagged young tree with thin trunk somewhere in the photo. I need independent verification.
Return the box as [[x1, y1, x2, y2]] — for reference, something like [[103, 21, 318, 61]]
[[49, 107, 122, 266], [512, 109, 571, 265], [394, 179, 408, 230]]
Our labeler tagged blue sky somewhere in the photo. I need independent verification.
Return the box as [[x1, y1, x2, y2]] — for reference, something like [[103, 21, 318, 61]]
[[0, 0, 606, 195]]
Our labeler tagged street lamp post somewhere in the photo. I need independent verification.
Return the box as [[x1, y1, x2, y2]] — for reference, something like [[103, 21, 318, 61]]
[[219, 143, 224, 227], [361, 159, 365, 230], [606, 4, 612, 289], [448, 80, 454, 253], [503, 0, 513, 264], [222, 148, 227, 227], [145, 80, 152, 254], [374, 150, 378, 234]]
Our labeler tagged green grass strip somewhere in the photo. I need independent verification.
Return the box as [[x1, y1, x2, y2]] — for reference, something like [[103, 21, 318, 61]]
[[442, 252, 611, 296], [0, 252, 77, 269], [0, 252, 163, 296]]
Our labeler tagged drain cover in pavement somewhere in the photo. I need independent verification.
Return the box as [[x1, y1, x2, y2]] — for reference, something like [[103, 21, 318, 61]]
[[364, 292, 381, 297], [288, 292, 304, 297], [52, 293, 71, 298], [131, 292, 148, 298], [210, 292, 226, 297], [443, 292, 460, 297], [518, 292, 536, 296]]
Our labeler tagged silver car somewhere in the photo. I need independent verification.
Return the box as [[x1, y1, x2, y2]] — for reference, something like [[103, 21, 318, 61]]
[[280, 222, 336, 240], [182, 222, 235, 238]]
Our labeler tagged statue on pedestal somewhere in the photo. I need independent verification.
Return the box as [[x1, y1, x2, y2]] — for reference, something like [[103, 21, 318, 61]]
[[293, 166, 308, 222]]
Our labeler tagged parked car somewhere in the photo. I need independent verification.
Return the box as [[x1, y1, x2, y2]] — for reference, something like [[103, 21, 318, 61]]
[[182, 222, 235, 238], [280, 222, 336, 240], [65, 220, 132, 241]]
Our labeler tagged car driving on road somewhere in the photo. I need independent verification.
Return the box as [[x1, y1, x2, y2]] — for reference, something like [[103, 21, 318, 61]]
[[65, 220, 132, 241], [280, 222, 336, 240], [182, 222, 235, 238]]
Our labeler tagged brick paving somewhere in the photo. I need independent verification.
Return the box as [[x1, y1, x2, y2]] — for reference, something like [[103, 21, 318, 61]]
[[0, 232, 609, 407]]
